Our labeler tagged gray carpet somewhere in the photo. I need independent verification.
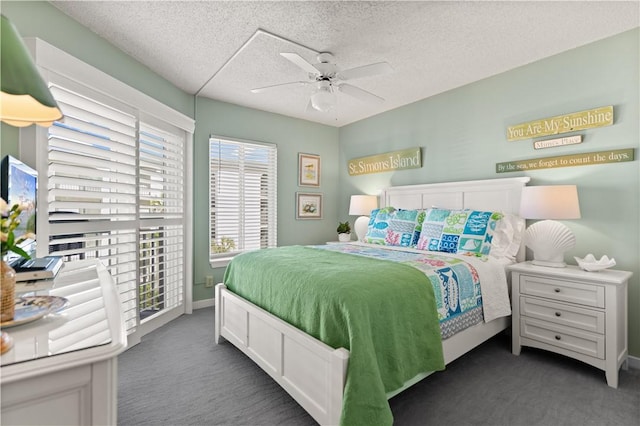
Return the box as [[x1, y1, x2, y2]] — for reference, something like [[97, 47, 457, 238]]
[[118, 308, 640, 426]]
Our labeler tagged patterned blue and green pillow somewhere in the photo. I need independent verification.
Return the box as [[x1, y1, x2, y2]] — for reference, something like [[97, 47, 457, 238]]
[[364, 207, 425, 247], [364, 207, 395, 245], [415, 208, 451, 251], [416, 209, 503, 255]]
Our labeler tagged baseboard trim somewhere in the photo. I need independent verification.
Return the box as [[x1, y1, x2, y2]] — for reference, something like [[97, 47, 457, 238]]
[[628, 354, 640, 370], [193, 298, 214, 310]]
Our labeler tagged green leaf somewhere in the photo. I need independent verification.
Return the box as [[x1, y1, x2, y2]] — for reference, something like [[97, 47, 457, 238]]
[[11, 246, 31, 260]]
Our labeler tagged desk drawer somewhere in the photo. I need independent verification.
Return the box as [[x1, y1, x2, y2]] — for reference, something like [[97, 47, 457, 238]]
[[520, 317, 604, 359], [520, 296, 604, 334], [520, 275, 604, 308]]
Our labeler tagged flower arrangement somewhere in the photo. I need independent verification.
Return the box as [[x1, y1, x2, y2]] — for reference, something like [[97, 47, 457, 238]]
[[0, 198, 33, 260]]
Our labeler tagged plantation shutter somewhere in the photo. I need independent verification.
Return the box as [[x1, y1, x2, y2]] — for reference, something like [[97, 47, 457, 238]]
[[138, 121, 185, 316], [209, 137, 277, 263], [46, 83, 139, 333]]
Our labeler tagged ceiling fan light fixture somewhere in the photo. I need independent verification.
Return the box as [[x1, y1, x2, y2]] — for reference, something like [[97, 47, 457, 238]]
[[310, 80, 336, 112]]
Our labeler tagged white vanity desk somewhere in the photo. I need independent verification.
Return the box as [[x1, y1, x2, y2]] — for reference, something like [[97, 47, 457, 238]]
[[1, 259, 127, 425]]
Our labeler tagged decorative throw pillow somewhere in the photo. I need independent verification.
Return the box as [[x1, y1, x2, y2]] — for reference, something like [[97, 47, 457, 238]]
[[415, 209, 451, 251], [385, 209, 425, 247], [363, 207, 395, 245], [438, 210, 502, 254], [364, 207, 424, 247], [416, 209, 503, 255]]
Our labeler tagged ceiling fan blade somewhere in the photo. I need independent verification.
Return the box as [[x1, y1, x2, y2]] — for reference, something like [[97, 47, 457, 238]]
[[337, 83, 384, 104], [280, 52, 320, 75], [250, 81, 308, 93], [337, 62, 393, 81]]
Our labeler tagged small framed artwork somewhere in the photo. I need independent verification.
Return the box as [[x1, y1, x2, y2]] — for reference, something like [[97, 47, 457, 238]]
[[298, 153, 320, 187], [296, 192, 323, 220]]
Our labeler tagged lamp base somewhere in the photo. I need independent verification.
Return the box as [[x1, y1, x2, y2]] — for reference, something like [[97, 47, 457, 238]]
[[354, 216, 370, 242], [525, 220, 576, 269], [531, 259, 567, 268]]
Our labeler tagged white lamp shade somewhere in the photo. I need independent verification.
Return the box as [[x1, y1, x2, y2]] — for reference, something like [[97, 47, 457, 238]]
[[349, 195, 378, 216], [519, 185, 581, 219]]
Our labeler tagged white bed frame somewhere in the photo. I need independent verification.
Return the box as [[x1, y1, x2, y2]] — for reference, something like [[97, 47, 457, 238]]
[[215, 176, 530, 425]]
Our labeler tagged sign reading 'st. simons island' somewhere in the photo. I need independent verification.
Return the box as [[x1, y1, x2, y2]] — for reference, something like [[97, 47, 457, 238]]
[[348, 147, 422, 176], [507, 106, 613, 141]]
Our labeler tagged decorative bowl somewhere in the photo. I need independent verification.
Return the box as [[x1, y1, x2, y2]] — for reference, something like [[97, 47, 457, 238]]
[[574, 254, 616, 272]]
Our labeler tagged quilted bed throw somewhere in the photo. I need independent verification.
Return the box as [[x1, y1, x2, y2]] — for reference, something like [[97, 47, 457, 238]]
[[223, 245, 445, 426]]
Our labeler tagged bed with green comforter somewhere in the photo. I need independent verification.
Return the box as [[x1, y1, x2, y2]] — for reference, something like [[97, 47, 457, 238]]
[[223, 244, 489, 426]]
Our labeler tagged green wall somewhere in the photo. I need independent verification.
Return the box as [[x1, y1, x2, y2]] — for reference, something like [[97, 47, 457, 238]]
[[193, 97, 339, 300], [338, 29, 640, 356]]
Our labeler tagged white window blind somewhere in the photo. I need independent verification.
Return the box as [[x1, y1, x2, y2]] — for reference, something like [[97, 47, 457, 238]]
[[209, 137, 277, 264], [138, 122, 185, 319], [45, 84, 188, 334], [47, 83, 139, 333]]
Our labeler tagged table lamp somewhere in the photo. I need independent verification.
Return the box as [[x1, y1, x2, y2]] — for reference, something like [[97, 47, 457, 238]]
[[1, 14, 63, 127], [519, 185, 581, 268], [349, 195, 378, 242]]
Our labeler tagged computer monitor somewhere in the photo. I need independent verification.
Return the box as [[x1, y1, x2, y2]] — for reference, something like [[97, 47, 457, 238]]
[[1, 155, 38, 261]]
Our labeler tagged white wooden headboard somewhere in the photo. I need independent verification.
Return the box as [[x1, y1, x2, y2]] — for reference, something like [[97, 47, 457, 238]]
[[381, 177, 530, 214]]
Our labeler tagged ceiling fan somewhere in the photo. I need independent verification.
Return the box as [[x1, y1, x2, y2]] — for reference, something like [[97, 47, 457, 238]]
[[250, 52, 393, 112]]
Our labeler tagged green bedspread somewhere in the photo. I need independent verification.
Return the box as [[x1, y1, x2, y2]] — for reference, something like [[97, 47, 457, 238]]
[[223, 246, 445, 426]]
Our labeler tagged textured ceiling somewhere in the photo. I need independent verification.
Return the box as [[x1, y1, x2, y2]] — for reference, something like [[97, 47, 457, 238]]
[[49, 1, 640, 127]]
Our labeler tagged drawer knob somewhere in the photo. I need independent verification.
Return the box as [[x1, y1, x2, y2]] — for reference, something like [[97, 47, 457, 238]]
[[555, 312, 562, 317], [555, 335, 562, 340], [554, 288, 561, 293]]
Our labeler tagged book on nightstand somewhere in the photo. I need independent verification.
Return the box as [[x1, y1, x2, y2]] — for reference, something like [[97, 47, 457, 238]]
[[12, 256, 64, 282]]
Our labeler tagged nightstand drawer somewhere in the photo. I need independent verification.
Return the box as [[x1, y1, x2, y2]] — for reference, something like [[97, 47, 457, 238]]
[[521, 317, 605, 359], [520, 275, 605, 308], [520, 296, 605, 334]]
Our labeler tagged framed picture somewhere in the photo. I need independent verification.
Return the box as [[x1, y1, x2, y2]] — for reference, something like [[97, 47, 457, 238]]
[[298, 153, 320, 187], [296, 192, 323, 220]]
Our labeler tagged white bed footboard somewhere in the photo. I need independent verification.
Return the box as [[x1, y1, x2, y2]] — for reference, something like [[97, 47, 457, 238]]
[[215, 284, 348, 426], [215, 283, 508, 426]]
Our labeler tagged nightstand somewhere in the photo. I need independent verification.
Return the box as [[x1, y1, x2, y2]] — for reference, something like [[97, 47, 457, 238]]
[[507, 261, 631, 388]]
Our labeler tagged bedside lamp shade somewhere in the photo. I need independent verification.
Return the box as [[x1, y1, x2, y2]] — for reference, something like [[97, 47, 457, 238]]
[[1, 14, 63, 128], [349, 195, 378, 242], [520, 185, 581, 268]]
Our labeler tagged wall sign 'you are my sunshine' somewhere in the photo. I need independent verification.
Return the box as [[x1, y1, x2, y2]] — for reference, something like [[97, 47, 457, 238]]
[[507, 106, 613, 142]]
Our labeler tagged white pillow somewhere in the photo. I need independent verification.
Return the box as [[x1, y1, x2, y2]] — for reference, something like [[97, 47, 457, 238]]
[[489, 213, 525, 261]]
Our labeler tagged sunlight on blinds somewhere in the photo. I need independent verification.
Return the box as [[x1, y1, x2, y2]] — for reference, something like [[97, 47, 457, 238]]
[[209, 137, 277, 262], [47, 84, 138, 333], [138, 122, 185, 322]]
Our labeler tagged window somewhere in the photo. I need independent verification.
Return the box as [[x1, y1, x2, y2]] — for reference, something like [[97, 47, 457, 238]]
[[209, 137, 277, 266], [43, 84, 188, 333], [138, 121, 186, 320], [21, 38, 194, 344]]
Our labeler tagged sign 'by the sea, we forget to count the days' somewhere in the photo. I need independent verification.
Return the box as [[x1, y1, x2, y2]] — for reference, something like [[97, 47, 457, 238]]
[[507, 106, 613, 142], [496, 148, 634, 173], [348, 147, 422, 176]]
